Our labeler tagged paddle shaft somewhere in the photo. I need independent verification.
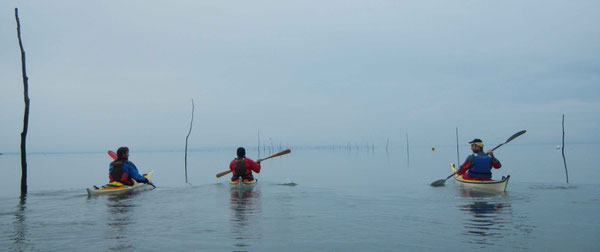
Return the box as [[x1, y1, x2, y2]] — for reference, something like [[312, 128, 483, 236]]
[[216, 149, 291, 178]]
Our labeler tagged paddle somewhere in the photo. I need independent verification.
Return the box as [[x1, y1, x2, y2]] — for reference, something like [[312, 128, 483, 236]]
[[108, 150, 117, 160], [107, 150, 155, 188], [216, 149, 291, 178], [430, 130, 526, 187]]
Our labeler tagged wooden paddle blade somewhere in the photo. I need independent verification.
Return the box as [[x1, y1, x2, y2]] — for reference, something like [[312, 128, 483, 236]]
[[108, 150, 118, 160], [216, 170, 232, 178], [260, 149, 291, 161]]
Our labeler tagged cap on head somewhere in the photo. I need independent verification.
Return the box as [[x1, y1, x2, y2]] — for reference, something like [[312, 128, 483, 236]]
[[116, 147, 129, 159], [468, 139, 484, 148], [236, 147, 246, 157]]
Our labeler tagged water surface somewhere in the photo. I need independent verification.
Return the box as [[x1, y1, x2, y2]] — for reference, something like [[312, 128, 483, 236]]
[[1, 144, 599, 251]]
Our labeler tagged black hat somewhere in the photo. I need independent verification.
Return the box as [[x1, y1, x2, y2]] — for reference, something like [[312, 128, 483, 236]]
[[468, 139, 483, 144], [236, 147, 246, 157]]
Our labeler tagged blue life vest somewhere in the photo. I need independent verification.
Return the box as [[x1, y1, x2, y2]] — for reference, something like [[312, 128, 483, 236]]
[[468, 154, 492, 179]]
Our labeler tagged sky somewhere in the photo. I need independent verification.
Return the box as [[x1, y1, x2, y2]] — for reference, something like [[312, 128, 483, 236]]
[[1, 0, 599, 153]]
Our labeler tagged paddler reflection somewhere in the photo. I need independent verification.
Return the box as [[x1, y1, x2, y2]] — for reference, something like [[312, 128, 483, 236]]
[[458, 189, 508, 246], [229, 182, 262, 249]]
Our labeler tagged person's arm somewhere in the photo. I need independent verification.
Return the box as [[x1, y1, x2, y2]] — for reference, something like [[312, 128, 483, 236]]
[[457, 156, 473, 175], [247, 158, 261, 173], [487, 150, 501, 168], [123, 162, 148, 183], [491, 156, 501, 169], [229, 160, 236, 174]]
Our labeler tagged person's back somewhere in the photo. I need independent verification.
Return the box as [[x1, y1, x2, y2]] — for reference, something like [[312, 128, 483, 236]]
[[109, 147, 150, 185], [457, 139, 501, 180], [230, 147, 261, 182]]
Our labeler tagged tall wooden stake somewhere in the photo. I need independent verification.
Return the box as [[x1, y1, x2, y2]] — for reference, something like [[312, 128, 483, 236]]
[[562, 114, 569, 183], [184, 99, 194, 184], [15, 8, 30, 195], [406, 133, 410, 168], [456, 127, 460, 165]]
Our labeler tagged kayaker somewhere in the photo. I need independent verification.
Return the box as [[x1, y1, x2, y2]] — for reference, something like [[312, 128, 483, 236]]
[[456, 139, 501, 181], [109, 147, 153, 185], [230, 147, 262, 183]]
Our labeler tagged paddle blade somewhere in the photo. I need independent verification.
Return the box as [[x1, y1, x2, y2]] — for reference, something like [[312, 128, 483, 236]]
[[216, 170, 232, 178], [505, 130, 526, 144], [108, 150, 118, 160], [430, 179, 447, 187], [260, 149, 291, 161]]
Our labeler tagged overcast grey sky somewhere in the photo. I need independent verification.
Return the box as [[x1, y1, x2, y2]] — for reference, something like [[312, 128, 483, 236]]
[[1, 0, 599, 153]]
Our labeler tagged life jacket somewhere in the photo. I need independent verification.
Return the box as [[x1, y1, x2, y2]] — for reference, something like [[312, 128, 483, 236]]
[[109, 160, 133, 185], [468, 154, 492, 179], [234, 158, 248, 176]]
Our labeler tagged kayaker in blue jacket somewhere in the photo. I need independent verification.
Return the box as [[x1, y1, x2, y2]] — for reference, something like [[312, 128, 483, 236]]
[[457, 139, 501, 181], [109, 147, 152, 185]]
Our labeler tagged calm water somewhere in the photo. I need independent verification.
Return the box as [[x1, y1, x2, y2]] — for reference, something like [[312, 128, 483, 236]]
[[1, 144, 599, 251]]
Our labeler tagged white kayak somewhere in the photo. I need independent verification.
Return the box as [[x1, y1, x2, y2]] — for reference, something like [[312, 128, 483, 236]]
[[451, 164, 510, 192], [87, 171, 154, 196]]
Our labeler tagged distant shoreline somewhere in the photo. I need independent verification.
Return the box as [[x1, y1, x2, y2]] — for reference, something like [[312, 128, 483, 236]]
[[0, 142, 598, 156]]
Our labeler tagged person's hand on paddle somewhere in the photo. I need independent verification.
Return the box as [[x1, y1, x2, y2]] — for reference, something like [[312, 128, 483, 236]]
[[487, 149, 495, 157], [146, 179, 156, 188], [257, 159, 263, 164]]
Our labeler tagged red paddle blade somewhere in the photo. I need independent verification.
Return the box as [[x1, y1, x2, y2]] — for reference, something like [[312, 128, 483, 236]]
[[108, 150, 118, 160]]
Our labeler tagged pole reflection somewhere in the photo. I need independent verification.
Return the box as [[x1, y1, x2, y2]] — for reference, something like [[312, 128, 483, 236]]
[[229, 183, 262, 250], [12, 195, 30, 251], [105, 193, 137, 251]]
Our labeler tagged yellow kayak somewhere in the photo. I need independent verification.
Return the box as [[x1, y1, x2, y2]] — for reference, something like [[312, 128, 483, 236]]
[[87, 171, 154, 196]]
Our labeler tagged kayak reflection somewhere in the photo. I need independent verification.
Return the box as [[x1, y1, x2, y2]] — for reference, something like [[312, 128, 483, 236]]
[[229, 182, 262, 250]]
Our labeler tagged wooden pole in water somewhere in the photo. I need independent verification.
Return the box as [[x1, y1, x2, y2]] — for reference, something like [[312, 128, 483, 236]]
[[456, 127, 460, 165], [406, 133, 410, 168], [386, 138, 389, 155], [562, 114, 569, 183], [184, 99, 194, 184], [15, 8, 30, 195]]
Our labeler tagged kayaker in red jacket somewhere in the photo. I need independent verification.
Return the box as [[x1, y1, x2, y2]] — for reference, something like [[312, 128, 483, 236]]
[[230, 147, 261, 182], [457, 139, 501, 181]]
